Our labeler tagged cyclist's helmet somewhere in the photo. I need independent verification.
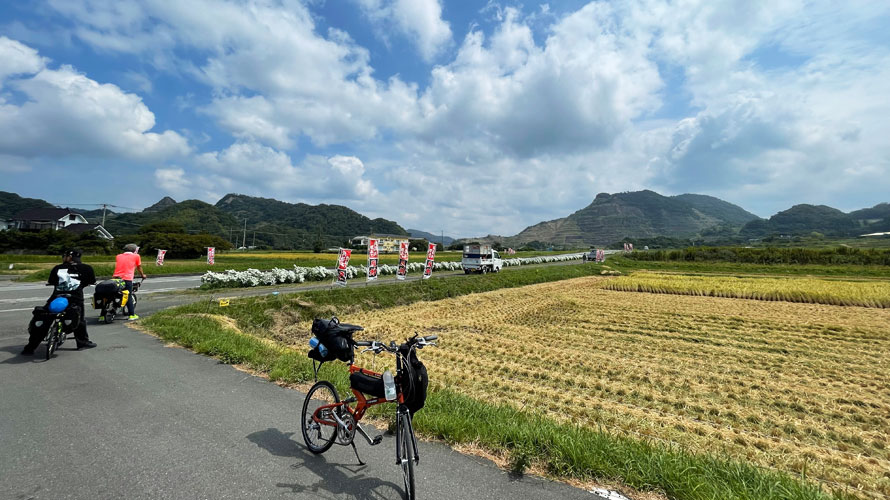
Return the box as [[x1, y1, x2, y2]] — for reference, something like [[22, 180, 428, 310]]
[[62, 248, 83, 262]]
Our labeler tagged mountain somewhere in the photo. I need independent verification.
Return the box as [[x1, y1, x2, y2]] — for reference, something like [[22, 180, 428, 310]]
[[511, 190, 755, 246], [740, 203, 890, 238], [102, 200, 239, 239], [0, 191, 54, 219], [144, 196, 177, 213], [740, 204, 853, 238], [671, 194, 759, 226], [214, 193, 408, 248], [408, 229, 454, 246]]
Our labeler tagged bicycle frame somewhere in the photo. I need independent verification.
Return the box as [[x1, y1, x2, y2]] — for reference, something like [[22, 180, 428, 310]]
[[308, 353, 420, 465]]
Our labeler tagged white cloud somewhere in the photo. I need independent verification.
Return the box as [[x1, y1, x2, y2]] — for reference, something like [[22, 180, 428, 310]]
[[195, 141, 380, 202], [0, 39, 189, 161], [356, 0, 452, 61], [0, 36, 46, 81], [414, 5, 662, 161], [154, 167, 191, 195]]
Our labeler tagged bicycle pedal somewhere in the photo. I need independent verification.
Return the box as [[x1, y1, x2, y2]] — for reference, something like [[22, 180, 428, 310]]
[[370, 435, 382, 446]]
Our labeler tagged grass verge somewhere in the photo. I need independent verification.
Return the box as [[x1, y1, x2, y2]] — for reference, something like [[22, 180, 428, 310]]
[[141, 263, 852, 500]]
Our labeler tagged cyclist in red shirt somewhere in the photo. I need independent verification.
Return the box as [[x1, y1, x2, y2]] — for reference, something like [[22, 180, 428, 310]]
[[112, 244, 146, 320]]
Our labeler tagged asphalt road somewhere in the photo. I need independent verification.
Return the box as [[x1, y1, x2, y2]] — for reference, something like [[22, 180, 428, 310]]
[[0, 275, 605, 500]]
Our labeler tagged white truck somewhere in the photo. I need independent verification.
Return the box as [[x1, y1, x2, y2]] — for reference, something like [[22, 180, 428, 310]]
[[462, 244, 503, 274]]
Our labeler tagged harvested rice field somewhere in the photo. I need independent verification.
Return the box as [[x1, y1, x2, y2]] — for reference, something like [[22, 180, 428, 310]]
[[324, 276, 890, 498], [605, 272, 890, 308]]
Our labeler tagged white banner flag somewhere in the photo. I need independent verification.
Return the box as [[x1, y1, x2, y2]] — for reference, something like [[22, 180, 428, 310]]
[[422, 243, 436, 279], [367, 238, 379, 281], [156, 249, 167, 266], [334, 248, 352, 287], [207, 247, 215, 265], [397, 241, 409, 281]]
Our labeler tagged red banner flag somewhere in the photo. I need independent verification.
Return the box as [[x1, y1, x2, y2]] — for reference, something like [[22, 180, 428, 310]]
[[367, 238, 379, 281], [156, 249, 167, 266], [335, 248, 352, 287], [422, 243, 436, 280], [397, 241, 409, 281], [207, 247, 215, 265]]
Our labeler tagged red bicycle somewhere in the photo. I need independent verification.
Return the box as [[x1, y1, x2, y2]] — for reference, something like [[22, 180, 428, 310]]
[[301, 327, 437, 500]]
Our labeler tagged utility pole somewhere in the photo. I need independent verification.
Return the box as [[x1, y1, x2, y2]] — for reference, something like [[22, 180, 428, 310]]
[[242, 219, 247, 249], [252, 231, 256, 248], [101, 204, 107, 226], [441, 230, 444, 249]]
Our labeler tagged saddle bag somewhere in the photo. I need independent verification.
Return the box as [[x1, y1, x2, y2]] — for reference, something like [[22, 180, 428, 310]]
[[349, 369, 386, 398]]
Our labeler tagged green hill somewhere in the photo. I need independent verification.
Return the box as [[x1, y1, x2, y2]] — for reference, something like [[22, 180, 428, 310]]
[[103, 200, 240, 240], [0, 191, 55, 219], [214, 193, 408, 248], [740, 204, 858, 238], [512, 190, 753, 246], [671, 194, 759, 226]]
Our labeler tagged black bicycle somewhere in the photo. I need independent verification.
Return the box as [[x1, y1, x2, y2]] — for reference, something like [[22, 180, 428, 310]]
[[42, 294, 78, 360], [301, 331, 436, 500]]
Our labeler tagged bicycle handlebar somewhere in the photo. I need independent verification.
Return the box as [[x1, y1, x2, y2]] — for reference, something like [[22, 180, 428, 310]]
[[355, 334, 438, 355]]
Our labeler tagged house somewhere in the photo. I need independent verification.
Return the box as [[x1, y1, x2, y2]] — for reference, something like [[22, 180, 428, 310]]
[[350, 234, 409, 253], [12, 207, 89, 231], [63, 223, 114, 240], [11, 208, 113, 239], [0, 220, 12, 231]]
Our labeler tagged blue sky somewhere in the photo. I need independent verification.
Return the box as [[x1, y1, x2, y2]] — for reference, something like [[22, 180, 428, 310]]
[[1, 0, 888, 237]]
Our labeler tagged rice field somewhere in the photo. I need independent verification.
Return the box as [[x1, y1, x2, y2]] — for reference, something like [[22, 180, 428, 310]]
[[605, 272, 890, 308], [316, 276, 890, 498]]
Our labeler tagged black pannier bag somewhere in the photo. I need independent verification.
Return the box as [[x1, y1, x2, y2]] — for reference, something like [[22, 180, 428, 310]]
[[93, 279, 126, 309], [308, 316, 361, 363], [349, 369, 386, 398], [94, 279, 125, 299], [28, 303, 80, 335], [399, 344, 429, 415], [28, 306, 51, 338]]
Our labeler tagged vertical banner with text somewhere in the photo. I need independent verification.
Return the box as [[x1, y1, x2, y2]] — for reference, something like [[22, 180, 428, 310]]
[[335, 248, 352, 287], [396, 241, 409, 280], [156, 249, 168, 266], [422, 243, 436, 280], [207, 247, 215, 265], [367, 238, 379, 281]]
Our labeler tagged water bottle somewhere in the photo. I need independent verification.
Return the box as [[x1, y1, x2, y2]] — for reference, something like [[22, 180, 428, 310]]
[[383, 370, 397, 401], [309, 337, 328, 357]]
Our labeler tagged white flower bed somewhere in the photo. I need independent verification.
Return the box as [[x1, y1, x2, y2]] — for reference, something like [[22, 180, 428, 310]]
[[201, 253, 585, 288]]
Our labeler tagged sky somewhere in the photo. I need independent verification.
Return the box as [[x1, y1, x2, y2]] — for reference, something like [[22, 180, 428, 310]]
[[1, 0, 888, 238]]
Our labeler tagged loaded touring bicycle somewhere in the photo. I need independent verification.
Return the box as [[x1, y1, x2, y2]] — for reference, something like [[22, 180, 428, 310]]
[[301, 316, 436, 500]]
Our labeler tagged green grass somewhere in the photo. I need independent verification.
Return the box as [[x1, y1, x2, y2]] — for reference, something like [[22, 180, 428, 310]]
[[141, 262, 853, 500]]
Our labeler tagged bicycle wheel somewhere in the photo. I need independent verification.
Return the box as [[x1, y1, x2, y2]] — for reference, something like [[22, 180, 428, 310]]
[[399, 411, 416, 500], [301, 381, 340, 454], [44, 321, 60, 360]]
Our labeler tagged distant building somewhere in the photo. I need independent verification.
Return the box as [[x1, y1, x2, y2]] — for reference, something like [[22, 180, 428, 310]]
[[63, 223, 114, 240], [0, 220, 12, 231], [350, 234, 409, 253], [11, 208, 113, 239]]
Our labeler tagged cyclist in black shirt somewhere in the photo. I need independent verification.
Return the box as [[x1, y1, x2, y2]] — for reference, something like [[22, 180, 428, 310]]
[[22, 249, 97, 355]]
